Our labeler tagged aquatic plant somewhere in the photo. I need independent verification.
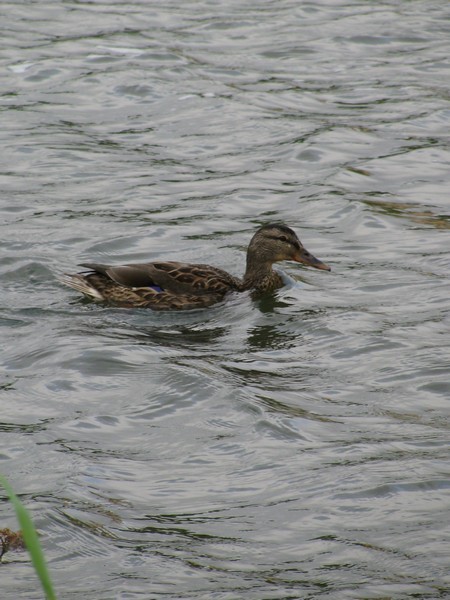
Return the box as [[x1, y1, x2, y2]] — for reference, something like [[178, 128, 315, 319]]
[[0, 527, 24, 560], [0, 475, 56, 600]]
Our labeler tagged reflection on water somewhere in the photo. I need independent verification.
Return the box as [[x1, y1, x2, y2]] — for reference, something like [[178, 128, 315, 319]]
[[1, 0, 450, 598], [363, 198, 450, 229]]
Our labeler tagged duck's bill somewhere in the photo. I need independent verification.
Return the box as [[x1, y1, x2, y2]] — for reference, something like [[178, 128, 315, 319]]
[[293, 248, 331, 271]]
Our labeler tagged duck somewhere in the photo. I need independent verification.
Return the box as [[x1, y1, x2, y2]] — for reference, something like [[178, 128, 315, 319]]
[[58, 223, 330, 310]]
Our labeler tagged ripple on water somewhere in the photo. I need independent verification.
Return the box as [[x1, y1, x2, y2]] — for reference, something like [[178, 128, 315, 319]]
[[1, 1, 450, 598]]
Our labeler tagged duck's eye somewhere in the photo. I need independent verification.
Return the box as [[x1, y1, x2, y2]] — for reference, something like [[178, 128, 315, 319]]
[[278, 235, 289, 243]]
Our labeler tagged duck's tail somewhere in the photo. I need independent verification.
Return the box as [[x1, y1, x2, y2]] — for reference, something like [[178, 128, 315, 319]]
[[57, 273, 105, 301]]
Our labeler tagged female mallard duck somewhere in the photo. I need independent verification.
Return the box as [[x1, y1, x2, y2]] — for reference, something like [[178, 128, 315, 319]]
[[59, 223, 330, 310]]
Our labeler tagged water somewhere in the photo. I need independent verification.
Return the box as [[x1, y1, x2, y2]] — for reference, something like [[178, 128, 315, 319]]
[[1, 1, 450, 598]]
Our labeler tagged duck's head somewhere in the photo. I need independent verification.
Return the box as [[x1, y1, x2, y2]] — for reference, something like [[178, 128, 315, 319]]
[[248, 223, 330, 271]]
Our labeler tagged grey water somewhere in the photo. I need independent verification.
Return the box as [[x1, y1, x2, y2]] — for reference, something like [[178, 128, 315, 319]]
[[1, 1, 450, 598]]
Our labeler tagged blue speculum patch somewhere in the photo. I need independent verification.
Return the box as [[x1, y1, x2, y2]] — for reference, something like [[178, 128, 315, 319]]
[[149, 285, 164, 292]]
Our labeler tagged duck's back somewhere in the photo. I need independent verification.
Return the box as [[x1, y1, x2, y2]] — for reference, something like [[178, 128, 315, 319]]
[[80, 261, 243, 296]]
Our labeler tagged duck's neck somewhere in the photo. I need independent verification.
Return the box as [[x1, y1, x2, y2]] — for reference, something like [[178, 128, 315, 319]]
[[242, 256, 283, 291]]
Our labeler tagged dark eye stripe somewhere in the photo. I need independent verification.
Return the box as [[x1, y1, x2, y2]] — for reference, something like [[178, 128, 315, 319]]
[[266, 234, 294, 245]]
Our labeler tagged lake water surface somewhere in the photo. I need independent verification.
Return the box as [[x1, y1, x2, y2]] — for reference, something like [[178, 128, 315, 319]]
[[1, 1, 450, 599]]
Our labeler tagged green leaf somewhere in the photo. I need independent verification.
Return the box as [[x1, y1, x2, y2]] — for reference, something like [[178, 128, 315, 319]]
[[0, 475, 56, 600]]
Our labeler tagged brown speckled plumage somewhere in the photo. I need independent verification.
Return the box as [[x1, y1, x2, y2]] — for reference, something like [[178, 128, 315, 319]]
[[59, 223, 330, 311]]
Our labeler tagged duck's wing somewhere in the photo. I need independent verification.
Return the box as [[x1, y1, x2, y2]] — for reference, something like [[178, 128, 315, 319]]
[[80, 262, 163, 288], [80, 261, 241, 296]]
